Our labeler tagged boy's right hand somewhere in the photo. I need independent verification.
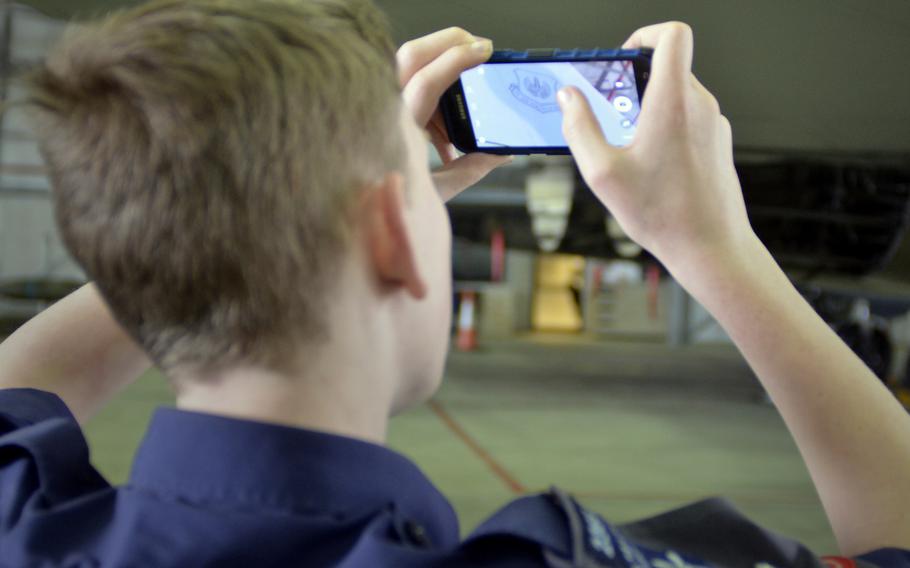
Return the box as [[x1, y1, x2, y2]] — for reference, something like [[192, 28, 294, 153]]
[[558, 22, 753, 281], [564, 24, 910, 556]]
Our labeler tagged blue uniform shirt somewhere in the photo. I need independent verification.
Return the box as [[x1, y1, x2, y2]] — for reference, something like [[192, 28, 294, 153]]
[[0, 388, 907, 567]]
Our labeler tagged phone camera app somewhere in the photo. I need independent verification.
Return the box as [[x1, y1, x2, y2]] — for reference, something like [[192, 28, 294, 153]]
[[613, 96, 633, 113]]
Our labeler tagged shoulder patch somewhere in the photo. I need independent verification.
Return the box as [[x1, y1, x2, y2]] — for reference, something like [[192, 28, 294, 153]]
[[545, 487, 712, 568]]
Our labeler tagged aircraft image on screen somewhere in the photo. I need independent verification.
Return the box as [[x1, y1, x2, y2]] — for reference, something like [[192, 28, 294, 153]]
[[460, 60, 640, 148]]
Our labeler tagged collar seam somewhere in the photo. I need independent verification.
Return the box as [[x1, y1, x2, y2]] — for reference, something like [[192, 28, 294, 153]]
[[125, 483, 359, 519]]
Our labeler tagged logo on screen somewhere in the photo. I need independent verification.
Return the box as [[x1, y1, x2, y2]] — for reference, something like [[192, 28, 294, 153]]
[[509, 69, 561, 113]]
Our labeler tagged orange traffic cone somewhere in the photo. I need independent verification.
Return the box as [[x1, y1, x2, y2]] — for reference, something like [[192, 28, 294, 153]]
[[456, 291, 478, 352]]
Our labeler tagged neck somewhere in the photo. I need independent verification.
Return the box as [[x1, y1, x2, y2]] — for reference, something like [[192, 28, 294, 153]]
[[174, 262, 400, 444], [168, 250, 435, 445], [174, 361, 393, 444]]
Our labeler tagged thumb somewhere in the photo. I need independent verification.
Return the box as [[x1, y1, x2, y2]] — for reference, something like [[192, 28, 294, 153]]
[[433, 152, 513, 202], [558, 87, 619, 191]]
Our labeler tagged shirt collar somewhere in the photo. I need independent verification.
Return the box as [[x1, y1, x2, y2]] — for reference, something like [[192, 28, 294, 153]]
[[129, 407, 459, 546]]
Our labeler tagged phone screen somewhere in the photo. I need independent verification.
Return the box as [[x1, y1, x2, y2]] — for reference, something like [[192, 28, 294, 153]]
[[459, 60, 641, 149]]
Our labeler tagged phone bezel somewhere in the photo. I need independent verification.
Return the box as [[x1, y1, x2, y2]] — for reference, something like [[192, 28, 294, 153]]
[[441, 49, 652, 156]]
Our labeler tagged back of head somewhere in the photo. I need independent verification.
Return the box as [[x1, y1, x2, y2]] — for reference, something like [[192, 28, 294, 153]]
[[24, 0, 406, 372]]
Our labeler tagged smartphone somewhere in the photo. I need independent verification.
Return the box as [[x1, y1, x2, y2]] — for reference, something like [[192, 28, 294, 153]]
[[441, 48, 652, 155]]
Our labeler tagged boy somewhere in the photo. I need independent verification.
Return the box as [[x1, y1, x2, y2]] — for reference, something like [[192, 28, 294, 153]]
[[0, 0, 908, 565]]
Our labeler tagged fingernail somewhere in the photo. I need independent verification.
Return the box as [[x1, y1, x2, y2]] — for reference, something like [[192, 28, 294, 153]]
[[557, 88, 572, 105], [472, 39, 492, 53]]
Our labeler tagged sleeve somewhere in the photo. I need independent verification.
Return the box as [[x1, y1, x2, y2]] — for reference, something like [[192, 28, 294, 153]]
[[0, 388, 77, 434], [853, 548, 910, 567], [0, 388, 109, 531]]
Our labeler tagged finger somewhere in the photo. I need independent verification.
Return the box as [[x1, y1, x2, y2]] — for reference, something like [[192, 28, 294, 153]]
[[402, 39, 493, 125], [429, 126, 458, 164], [428, 109, 452, 142], [718, 114, 734, 151], [433, 152, 512, 202], [622, 22, 693, 98], [625, 23, 696, 142], [690, 74, 721, 116], [397, 27, 480, 87], [557, 86, 619, 191], [427, 110, 458, 164], [622, 21, 691, 52], [719, 114, 732, 139], [431, 138, 458, 165]]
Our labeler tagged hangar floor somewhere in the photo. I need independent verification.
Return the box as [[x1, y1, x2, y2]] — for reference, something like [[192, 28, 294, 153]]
[[84, 335, 839, 555]]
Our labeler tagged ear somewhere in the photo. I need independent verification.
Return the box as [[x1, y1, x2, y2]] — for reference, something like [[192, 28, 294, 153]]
[[361, 173, 428, 300]]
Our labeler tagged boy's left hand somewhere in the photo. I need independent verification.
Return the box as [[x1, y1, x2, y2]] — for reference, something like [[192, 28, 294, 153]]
[[397, 28, 512, 202]]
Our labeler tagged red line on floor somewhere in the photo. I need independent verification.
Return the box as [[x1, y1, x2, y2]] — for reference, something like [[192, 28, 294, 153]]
[[428, 399, 526, 495]]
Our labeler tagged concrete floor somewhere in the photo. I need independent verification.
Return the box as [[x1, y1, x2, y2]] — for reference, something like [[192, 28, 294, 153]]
[[83, 334, 839, 556]]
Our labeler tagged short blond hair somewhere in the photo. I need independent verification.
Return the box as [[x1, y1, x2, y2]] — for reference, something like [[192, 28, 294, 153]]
[[24, 0, 406, 371]]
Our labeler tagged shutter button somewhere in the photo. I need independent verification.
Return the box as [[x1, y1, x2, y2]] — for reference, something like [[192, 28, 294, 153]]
[[404, 520, 431, 548]]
